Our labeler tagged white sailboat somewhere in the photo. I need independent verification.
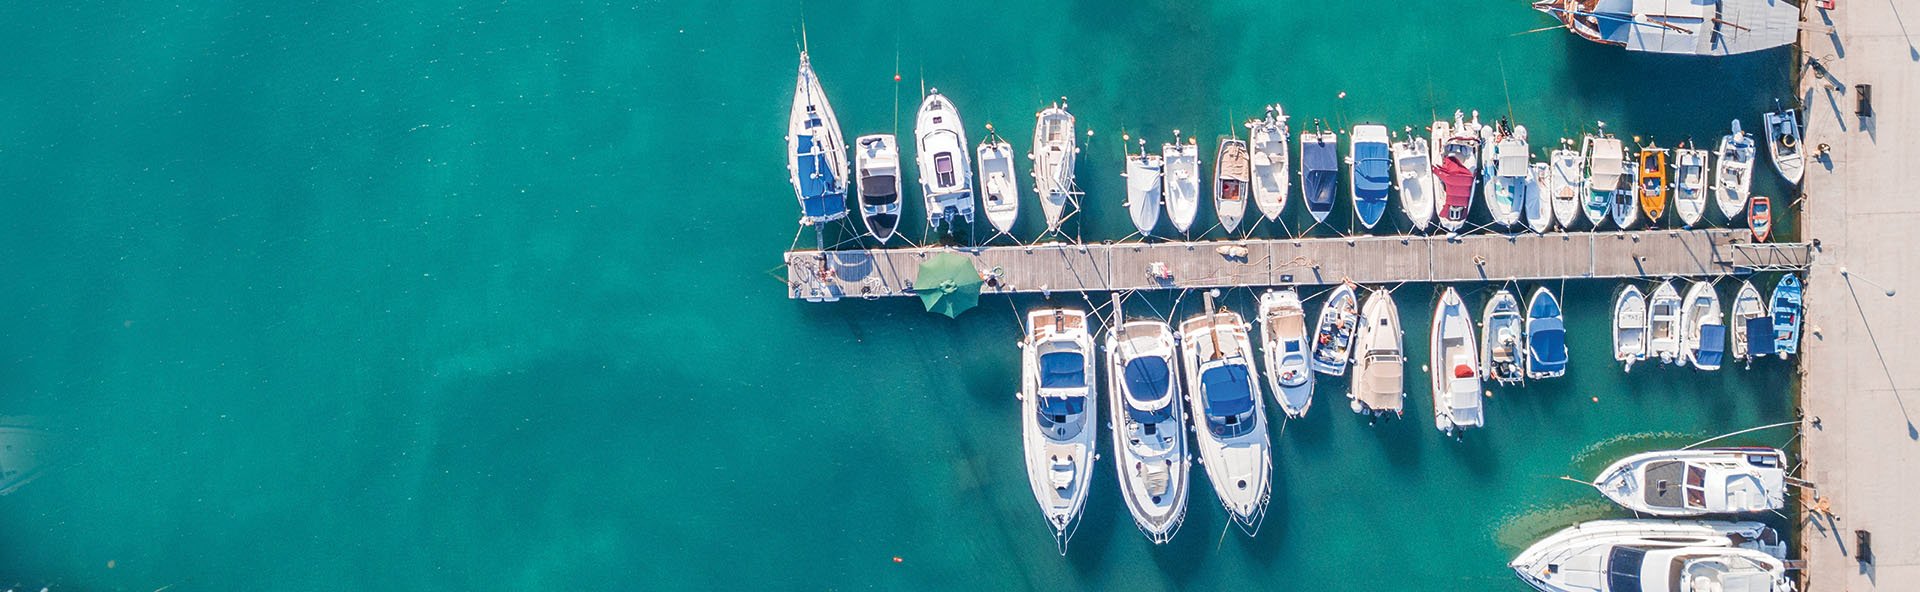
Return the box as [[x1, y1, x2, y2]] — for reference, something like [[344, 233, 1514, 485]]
[[915, 90, 974, 230], [1483, 289, 1526, 386], [1594, 448, 1789, 517], [1215, 137, 1251, 233], [1310, 282, 1359, 376], [1673, 143, 1709, 227], [1246, 105, 1291, 221], [787, 51, 849, 226], [1511, 520, 1792, 592], [1432, 287, 1483, 435], [1349, 289, 1405, 419], [1180, 297, 1271, 536], [1123, 139, 1164, 237], [1679, 281, 1725, 371], [1258, 289, 1315, 418], [1763, 109, 1804, 186], [1523, 162, 1552, 233], [1032, 102, 1079, 233], [1731, 280, 1765, 365], [1163, 134, 1201, 234], [1019, 307, 1096, 554], [1546, 144, 1585, 230], [1392, 131, 1437, 232], [978, 131, 1020, 235], [1714, 120, 1756, 220], [1105, 302, 1189, 544], [1582, 133, 1623, 229], [1648, 280, 1683, 365], [854, 134, 903, 242], [1613, 284, 1648, 372]]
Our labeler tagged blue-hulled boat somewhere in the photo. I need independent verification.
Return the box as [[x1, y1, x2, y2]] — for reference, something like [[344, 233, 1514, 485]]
[[1350, 124, 1392, 229], [1301, 123, 1339, 224], [787, 51, 848, 225], [1526, 287, 1568, 379], [1770, 274, 1802, 359]]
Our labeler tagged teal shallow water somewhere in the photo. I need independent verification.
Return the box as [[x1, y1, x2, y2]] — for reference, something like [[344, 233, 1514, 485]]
[[0, 2, 1797, 590]]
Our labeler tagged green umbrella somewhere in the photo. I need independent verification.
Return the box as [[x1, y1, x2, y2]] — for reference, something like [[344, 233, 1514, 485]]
[[915, 253, 984, 318]]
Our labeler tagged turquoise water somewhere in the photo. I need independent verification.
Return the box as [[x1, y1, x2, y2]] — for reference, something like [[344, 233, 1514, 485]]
[[0, 2, 1799, 590]]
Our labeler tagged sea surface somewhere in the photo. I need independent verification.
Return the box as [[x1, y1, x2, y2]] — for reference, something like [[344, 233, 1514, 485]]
[[0, 2, 1800, 590]]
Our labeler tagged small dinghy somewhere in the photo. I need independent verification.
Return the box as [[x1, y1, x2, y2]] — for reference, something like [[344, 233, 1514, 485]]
[[1350, 124, 1393, 229], [1511, 520, 1792, 592], [787, 51, 849, 226], [1104, 302, 1189, 544], [1481, 119, 1529, 228], [1162, 134, 1201, 234], [1637, 144, 1669, 225], [1432, 110, 1483, 233], [1593, 448, 1788, 516], [1019, 307, 1096, 554], [1648, 280, 1684, 365], [854, 134, 903, 242], [1679, 281, 1725, 371], [1123, 139, 1164, 237], [1258, 289, 1315, 418], [1611, 159, 1641, 229], [1349, 288, 1405, 419], [1673, 143, 1709, 227], [915, 90, 974, 230], [1613, 284, 1648, 372], [1432, 287, 1484, 435], [1731, 280, 1768, 365], [1764, 108, 1804, 186], [1032, 102, 1079, 233], [977, 130, 1020, 235], [1392, 131, 1438, 232], [1310, 282, 1359, 376], [1715, 120, 1756, 221], [1179, 295, 1271, 536], [1300, 123, 1339, 224], [1770, 274, 1802, 360], [1749, 196, 1772, 242], [1583, 133, 1624, 229], [1215, 137, 1251, 233], [1482, 289, 1526, 386], [1523, 162, 1552, 233], [1526, 287, 1568, 380], [1246, 105, 1291, 221], [1546, 145, 1585, 230]]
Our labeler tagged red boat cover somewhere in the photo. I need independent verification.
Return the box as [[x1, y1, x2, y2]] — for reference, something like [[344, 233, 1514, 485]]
[[1434, 156, 1475, 209]]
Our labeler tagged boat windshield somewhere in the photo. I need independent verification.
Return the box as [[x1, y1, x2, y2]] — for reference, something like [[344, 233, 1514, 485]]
[[1123, 357, 1174, 423], [1039, 351, 1086, 389], [860, 175, 898, 202], [934, 154, 956, 187], [1036, 394, 1086, 428], [1607, 546, 1647, 592]]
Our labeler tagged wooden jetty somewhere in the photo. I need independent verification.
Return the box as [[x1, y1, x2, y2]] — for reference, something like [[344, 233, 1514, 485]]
[[783, 229, 1812, 301]]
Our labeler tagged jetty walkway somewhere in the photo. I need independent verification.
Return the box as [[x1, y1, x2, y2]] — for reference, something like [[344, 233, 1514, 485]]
[[784, 229, 1809, 301]]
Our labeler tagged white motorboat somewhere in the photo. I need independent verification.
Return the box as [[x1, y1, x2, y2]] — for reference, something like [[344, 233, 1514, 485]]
[[1546, 145, 1585, 230], [1431, 110, 1484, 233], [978, 131, 1020, 235], [1523, 162, 1552, 233], [1714, 120, 1756, 221], [1583, 133, 1624, 229], [915, 90, 974, 230], [1611, 158, 1641, 229], [1673, 143, 1709, 227], [1301, 124, 1339, 224], [1215, 137, 1251, 233], [1105, 305, 1189, 544], [1032, 102, 1079, 233], [1526, 287, 1569, 380], [1594, 448, 1788, 516], [1310, 282, 1359, 376], [1180, 298, 1271, 536], [1648, 280, 1683, 365], [1123, 139, 1164, 236], [1511, 520, 1792, 592], [1764, 109, 1804, 186], [1731, 280, 1765, 364], [1258, 289, 1314, 418], [1019, 307, 1096, 554], [1481, 119, 1530, 228], [1349, 289, 1405, 418], [1613, 284, 1648, 372], [1392, 131, 1437, 232], [787, 51, 849, 225], [1432, 287, 1483, 435], [1770, 274, 1803, 360], [1679, 281, 1726, 371], [854, 134, 903, 242], [1483, 289, 1526, 386], [1246, 105, 1291, 221], [1163, 135, 1201, 234], [1350, 124, 1392, 229]]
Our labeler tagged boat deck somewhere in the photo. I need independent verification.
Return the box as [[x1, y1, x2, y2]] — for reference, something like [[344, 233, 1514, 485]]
[[784, 229, 1811, 301]]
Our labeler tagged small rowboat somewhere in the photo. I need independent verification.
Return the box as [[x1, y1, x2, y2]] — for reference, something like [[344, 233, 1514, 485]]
[[1749, 196, 1772, 242]]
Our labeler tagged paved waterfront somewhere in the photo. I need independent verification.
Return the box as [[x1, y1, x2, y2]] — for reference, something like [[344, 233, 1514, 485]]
[[1797, 2, 1920, 589]]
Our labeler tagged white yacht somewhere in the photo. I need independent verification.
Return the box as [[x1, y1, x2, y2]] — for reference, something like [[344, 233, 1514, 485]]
[[1246, 105, 1291, 221], [1215, 137, 1251, 233], [1258, 289, 1314, 418], [1731, 280, 1765, 365], [1310, 282, 1360, 376], [1105, 306, 1189, 544], [1432, 287, 1483, 435], [1019, 307, 1096, 554], [1180, 301, 1271, 535], [1613, 284, 1648, 372], [1714, 120, 1756, 220], [1673, 143, 1709, 227], [1392, 131, 1438, 232], [1764, 109, 1804, 186], [1349, 289, 1405, 419], [1163, 135, 1201, 234], [978, 131, 1020, 236], [1679, 281, 1725, 371], [854, 134, 903, 242], [915, 90, 974, 230], [1594, 448, 1788, 516], [1124, 139, 1164, 236], [1546, 144, 1585, 230], [1583, 133, 1624, 228], [787, 51, 849, 225], [1511, 520, 1793, 592], [1483, 289, 1526, 386], [1648, 280, 1684, 365], [1032, 102, 1079, 233]]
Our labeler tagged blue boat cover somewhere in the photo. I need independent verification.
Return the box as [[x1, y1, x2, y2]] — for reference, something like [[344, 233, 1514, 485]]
[[1037, 394, 1085, 418], [793, 133, 846, 220], [1355, 142, 1391, 197], [1303, 139, 1338, 211], [1200, 363, 1254, 417], [1747, 317, 1778, 356], [1039, 351, 1086, 389], [1698, 325, 1727, 367], [1123, 357, 1173, 422], [1529, 320, 1568, 370]]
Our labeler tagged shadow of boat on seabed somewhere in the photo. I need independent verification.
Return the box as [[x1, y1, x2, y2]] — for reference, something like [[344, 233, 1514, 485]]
[[0, 417, 49, 496]]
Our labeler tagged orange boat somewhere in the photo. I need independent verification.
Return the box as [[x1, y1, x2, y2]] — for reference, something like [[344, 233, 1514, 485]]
[[1637, 145, 1669, 223], [1749, 196, 1772, 242]]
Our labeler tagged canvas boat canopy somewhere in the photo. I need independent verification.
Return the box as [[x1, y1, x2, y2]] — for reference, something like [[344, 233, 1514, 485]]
[[1039, 351, 1086, 389], [1123, 356, 1175, 422], [1746, 317, 1778, 357], [1356, 142, 1391, 196], [794, 134, 845, 219], [1698, 325, 1727, 367], [1530, 320, 1569, 370], [1200, 363, 1254, 417], [1436, 157, 1475, 209]]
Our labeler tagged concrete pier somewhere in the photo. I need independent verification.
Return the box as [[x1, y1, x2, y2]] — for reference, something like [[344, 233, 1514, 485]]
[[1795, 1, 1920, 590]]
